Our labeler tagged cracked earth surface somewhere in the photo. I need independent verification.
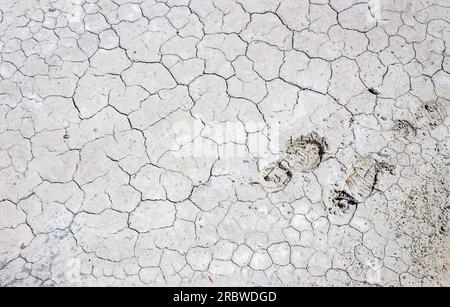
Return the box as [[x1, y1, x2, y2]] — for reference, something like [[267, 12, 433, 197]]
[[0, 0, 449, 287]]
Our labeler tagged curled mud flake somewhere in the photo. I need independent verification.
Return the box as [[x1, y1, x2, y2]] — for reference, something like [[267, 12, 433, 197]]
[[260, 163, 293, 193], [280, 133, 327, 172], [344, 159, 379, 202], [392, 120, 417, 139]]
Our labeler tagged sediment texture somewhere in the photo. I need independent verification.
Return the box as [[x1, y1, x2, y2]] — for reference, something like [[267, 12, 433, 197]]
[[0, 0, 449, 287]]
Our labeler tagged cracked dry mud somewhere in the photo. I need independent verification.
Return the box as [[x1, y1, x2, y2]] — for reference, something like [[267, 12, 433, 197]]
[[0, 0, 449, 287]]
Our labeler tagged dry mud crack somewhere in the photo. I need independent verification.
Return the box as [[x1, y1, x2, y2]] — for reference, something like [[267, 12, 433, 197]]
[[0, 0, 449, 287]]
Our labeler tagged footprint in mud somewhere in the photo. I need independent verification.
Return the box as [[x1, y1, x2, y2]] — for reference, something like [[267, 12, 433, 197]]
[[344, 158, 379, 202], [392, 120, 417, 140], [279, 132, 327, 172], [260, 163, 293, 193], [326, 157, 395, 225], [416, 100, 447, 128], [344, 158, 396, 202]]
